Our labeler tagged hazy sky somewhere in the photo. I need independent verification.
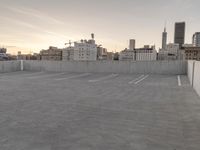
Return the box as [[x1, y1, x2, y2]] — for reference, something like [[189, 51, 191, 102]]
[[0, 0, 199, 54]]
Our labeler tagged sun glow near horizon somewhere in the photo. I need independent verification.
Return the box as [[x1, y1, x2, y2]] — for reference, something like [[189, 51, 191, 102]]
[[0, 0, 200, 54]]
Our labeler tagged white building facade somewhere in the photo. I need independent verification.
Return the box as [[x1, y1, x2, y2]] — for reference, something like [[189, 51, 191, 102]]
[[74, 39, 97, 61], [135, 48, 157, 61], [166, 43, 179, 55], [119, 46, 157, 61], [158, 43, 180, 60], [119, 49, 134, 61]]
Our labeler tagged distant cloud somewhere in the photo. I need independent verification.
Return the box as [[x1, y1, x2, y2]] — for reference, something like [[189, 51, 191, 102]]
[[0, 14, 69, 39], [5, 6, 64, 25], [0, 15, 41, 32]]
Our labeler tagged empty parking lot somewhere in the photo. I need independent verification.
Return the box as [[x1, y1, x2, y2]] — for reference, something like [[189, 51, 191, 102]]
[[0, 71, 200, 150]]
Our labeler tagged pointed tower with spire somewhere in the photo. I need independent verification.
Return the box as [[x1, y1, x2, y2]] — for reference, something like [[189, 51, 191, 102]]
[[162, 23, 167, 49]]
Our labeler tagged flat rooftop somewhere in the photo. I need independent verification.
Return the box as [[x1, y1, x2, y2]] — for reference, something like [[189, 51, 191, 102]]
[[0, 71, 200, 150]]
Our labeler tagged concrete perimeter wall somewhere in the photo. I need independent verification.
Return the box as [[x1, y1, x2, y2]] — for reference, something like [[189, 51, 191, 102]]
[[188, 60, 200, 97], [23, 60, 187, 75], [188, 61, 195, 85], [0, 61, 21, 73]]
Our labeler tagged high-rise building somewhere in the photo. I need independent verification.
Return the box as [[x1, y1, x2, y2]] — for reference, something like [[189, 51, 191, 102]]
[[129, 39, 135, 50], [174, 22, 185, 47], [162, 27, 167, 49], [192, 32, 200, 47]]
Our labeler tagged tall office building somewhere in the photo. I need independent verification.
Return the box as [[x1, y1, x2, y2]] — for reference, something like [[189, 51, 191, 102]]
[[129, 39, 135, 50], [174, 22, 185, 47], [193, 32, 200, 47], [162, 27, 167, 49]]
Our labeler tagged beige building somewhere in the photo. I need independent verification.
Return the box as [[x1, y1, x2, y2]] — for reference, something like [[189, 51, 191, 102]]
[[119, 49, 134, 61], [158, 43, 180, 60], [62, 47, 74, 61], [119, 45, 157, 61], [107, 52, 114, 60], [17, 51, 39, 60], [97, 46, 108, 60], [182, 47, 200, 61], [120, 39, 157, 61], [40, 46, 62, 61]]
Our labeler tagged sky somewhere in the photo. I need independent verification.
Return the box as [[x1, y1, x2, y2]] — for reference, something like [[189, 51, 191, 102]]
[[0, 0, 200, 54]]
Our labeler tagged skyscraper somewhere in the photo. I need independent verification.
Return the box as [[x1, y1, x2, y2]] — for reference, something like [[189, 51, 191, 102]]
[[162, 27, 167, 49], [193, 32, 200, 47], [174, 22, 185, 47], [129, 39, 135, 50]]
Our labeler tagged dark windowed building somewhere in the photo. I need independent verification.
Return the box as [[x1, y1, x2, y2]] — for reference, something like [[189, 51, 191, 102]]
[[193, 32, 200, 47], [174, 22, 185, 47]]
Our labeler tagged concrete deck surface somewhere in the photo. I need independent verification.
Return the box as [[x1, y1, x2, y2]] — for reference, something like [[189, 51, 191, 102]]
[[0, 71, 200, 150]]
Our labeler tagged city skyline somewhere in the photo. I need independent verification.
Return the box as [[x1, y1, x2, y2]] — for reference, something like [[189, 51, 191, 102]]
[[0, 0, 200, 54]]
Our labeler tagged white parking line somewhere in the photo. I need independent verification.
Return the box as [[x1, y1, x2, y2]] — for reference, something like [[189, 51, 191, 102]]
[[27, 73, 66, 79], [55, 73, 91, 81], [177, 75, 182, 86], [0, 71, 45, 79], [128, 75, 145, 84], [134, 75, 149, 85], [0, 71, 22, 75], [18, 71, 45, 76], [89, 74, 118, 83]]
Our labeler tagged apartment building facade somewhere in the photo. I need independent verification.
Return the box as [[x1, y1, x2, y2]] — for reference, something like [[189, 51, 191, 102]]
[[40, 46, 62, 61], [74, 40, 97, 61]]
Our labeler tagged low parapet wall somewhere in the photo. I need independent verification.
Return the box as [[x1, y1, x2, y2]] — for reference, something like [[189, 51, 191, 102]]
[[23, 60, 187, 75], [188, 60, 200, 97], [0, 61, 21, 73]]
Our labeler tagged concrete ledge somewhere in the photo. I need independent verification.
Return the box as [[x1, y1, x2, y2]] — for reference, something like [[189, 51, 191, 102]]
[[193, 61, 200, 97], [23, 60, 187, 75], [188, 60, 200, 97], [0, 61, 21, 73]]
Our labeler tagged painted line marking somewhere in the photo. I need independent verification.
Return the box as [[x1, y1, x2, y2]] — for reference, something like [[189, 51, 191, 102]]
[[18, 71, 45, 76], [129, 75, 145, 84], [27, 73, 66, 79], [134, 75, 149, 85], [55, 73, 91, 81], [0, 71, 24, 76], [89, 74, 118, 83], [0, 72, 46, 80], [177, 75, 182, 86]]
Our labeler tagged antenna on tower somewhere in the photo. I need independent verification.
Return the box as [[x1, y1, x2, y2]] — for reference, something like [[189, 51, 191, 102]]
[[164, 21, 167, 32]]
